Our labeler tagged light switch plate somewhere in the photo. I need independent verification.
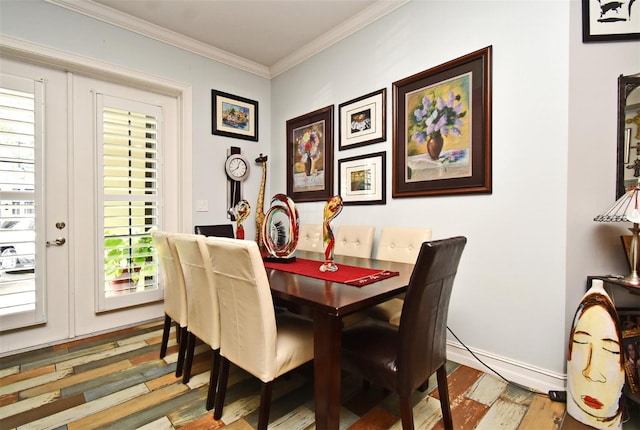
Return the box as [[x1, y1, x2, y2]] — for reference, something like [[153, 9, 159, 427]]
[[196, 200, 208, 212]]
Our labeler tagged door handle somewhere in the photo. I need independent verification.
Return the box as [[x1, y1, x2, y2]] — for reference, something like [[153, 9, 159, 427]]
[[46, 237, 66, 247]]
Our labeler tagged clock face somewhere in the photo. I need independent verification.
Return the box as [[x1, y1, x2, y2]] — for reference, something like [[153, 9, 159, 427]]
[[225, 154, 249, 181]]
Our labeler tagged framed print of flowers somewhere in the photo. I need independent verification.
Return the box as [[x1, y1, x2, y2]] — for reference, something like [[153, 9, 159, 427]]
[[392, 46, 492, 197], [286, 105, 334, 202]]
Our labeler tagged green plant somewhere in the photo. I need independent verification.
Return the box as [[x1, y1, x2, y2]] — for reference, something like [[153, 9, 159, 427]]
[[104, 230, 156, 286]]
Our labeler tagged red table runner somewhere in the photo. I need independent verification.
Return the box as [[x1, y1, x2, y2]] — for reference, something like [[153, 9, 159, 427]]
[[263, 257, 399, 287]]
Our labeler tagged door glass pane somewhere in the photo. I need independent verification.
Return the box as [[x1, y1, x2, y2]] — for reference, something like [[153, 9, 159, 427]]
[[0, 80, 39, 325], [99, 98, 161, 309]]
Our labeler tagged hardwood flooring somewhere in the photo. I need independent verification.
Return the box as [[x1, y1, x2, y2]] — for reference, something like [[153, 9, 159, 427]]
[[0, 319, 632, 429]]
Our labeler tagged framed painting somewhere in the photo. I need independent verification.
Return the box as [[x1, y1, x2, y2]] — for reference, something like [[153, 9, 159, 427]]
[[392, 46, 492, 198], [338, 88, 386, 150], [582, 0, 640, 42], [286, 105, 334, 202], [619, 308, 640, 394], [211, 90, 258, 141], [338, 151, 386, 205]]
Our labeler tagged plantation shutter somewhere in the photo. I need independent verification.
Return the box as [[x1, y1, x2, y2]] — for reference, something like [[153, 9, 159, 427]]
[[0, 74, 43, 329], [97, 94, 163, 311]]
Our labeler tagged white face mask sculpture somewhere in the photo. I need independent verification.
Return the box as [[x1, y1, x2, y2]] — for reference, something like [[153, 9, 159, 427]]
[[566, 280, 625, 430]]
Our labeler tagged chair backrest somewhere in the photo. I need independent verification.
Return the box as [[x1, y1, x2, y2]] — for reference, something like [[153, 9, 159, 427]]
[[297, 224, 323, 252], [397, 236, 466, 393], [375, 227, 433, 264], [205, 237, 278, 382], [194, 224, 235, 238], [172, 233, 220, 349], [334, 225, 375, 258], [152, 231, 188, 327]]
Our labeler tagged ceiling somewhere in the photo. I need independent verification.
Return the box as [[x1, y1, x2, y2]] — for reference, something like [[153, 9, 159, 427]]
[[51, 0, 409, 78]]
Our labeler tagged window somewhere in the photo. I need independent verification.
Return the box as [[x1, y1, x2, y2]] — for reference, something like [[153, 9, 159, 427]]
[[97, 94, 163, 311], [0, 74, 42, 329]]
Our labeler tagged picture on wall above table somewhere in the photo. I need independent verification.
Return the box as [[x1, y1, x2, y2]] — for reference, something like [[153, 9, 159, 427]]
[[338, 151, 386, 205], [392, 46, 492, 198], [582, 0, 640, 42], [286, 105, 334, 203], [211, 90, 258, 141], [338, 88, 386, 150]]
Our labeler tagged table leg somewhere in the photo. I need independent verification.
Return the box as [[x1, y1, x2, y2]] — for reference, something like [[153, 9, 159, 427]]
[[313, 311, 342, 430]]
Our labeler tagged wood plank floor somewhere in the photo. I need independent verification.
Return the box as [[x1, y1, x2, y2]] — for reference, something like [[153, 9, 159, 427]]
[[0, 319, 632, 429]]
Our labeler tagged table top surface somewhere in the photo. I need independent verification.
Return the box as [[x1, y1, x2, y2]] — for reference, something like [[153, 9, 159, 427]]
[[266, 250, 414, 317]]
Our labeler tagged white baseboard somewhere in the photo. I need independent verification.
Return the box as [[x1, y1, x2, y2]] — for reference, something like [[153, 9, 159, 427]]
[[447, 340, 566, 394]]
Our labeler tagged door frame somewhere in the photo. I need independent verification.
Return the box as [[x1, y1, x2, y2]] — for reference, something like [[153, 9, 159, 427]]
[[0, 36, 193, 356]]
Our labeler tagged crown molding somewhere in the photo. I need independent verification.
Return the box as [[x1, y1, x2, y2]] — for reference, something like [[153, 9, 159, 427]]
[[270, 0, 410, 78], [45, 0, 271, 79], [45, 0, 409, 79]]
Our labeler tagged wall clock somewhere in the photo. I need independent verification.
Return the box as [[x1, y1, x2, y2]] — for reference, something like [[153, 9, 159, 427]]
[[225, 153, 250, 182]]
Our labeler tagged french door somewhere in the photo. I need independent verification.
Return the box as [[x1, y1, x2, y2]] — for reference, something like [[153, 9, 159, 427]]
[[0, 56, 184, 355]]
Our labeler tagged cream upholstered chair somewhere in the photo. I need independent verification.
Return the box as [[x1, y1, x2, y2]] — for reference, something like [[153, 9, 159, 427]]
[[296, 223, 323, 252], [152, 231, 188, 378], [334, 225, 375, 258], [205, 237, 314, 429], [364, 227, 432, 325], [172, 233, 221, 411]]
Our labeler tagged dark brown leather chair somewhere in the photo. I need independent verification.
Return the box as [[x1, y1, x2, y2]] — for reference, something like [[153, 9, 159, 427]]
[[341, 236, 467, 430], [194, 224, 234, 238]]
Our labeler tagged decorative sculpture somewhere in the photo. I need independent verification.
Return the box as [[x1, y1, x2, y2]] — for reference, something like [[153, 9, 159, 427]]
[[255, 153, 268, 250], [319, 195, 343, 272], [566, 279, 625, 430], [262, 194, 299, 260], [231, 199, 250, 239]]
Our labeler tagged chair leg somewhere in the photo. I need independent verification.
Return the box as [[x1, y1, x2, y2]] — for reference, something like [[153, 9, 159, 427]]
[[214, 357, 230, 420], [175, 322, 182, 344], [257, 381, 273, 430], [205, 349, 221, 411], [398, 394, 415, 430], [175, 326, 188, 378], [182, 332, 196, 383], [436, 365, 453, 430], [159, 314, 171, 359]]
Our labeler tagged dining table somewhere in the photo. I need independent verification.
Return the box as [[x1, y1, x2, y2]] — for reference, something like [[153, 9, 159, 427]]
[[265, 250, 415, 430]]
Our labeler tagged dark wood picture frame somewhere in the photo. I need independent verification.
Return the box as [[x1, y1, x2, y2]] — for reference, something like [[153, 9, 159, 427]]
[[619, 308, 640, 394], [338, 151, 386, 205], [338, 88, 386, 150], [286, 105, 334, 202], [392, 46, 492, 198], [582, 0, 640, 42], [211, 90, 259, 141]]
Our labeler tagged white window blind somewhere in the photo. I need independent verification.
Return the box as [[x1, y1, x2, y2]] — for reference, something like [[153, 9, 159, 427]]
[[97, 94, 162, 311], [0, 74, 43, 330]]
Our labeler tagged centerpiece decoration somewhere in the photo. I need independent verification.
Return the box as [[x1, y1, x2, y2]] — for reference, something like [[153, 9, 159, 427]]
[[262, 194, 299, 262], [319, 195, 343, 273]]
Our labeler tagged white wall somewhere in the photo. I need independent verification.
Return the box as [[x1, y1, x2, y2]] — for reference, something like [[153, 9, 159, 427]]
[[272, 0, 572, 387], [1, 0, 638, 390], [0, 0, 272, 234]]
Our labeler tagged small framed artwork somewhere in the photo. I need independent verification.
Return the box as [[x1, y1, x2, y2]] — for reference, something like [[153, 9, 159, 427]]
[[619, 308, 640, 394], [286, 105, 334, 202], [338, 151, 386, 205], [582, 0, 640, 42], [211, 90, 258, 141], [392, 46, 492, 198], [338, 88, 386, 150]]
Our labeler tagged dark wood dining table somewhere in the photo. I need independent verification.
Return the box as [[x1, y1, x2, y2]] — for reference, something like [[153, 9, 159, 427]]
[[266, 250, 414, 430]]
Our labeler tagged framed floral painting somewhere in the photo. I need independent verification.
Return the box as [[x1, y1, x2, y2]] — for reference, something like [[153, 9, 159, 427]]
[[286, 105, 334, 202], [211, 90, 258, 141], [392, 46, 492, 197]]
